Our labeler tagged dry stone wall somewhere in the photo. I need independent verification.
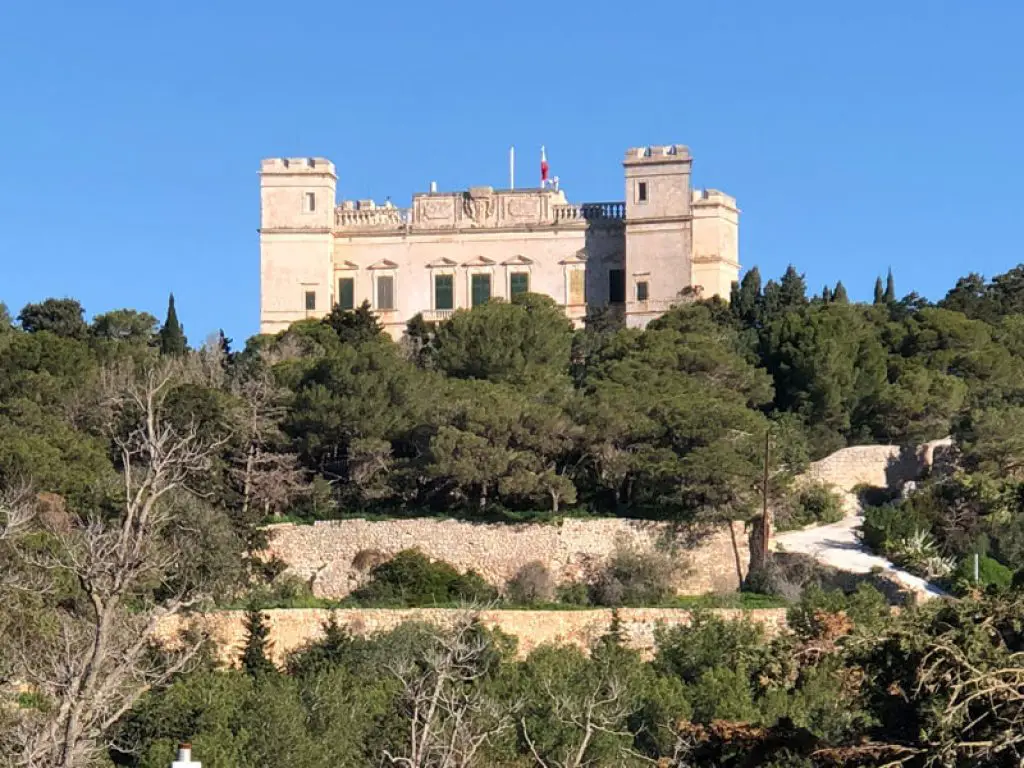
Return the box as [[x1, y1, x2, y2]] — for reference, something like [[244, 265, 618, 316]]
[[156, 607, 787, 665], [266, 518, 749, 599], [264, 439, 952, 600], [803, 437, 952, 493]]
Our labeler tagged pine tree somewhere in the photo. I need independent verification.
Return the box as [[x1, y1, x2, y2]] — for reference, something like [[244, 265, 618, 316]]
[[778, 265, 808, 308], [241, 608, 275, 677], [833, 281, 849, 303], [158, 293, 188, 356], [873, 277, 885, 305], [821, 285, 833, 303], [884, 268, 896, 303], [323, 300, 384, 345]]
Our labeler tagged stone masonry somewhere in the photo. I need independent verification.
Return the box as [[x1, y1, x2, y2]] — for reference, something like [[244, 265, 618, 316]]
[[265, 518, 750, 599], [803, 437, 953, 494], [265, 439, 953, 600], [155, 607, 788, 666], [259, 146, 740, 338]]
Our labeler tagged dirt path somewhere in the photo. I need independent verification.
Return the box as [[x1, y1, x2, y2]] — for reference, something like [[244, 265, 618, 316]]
[[773, 511, 946, 600]]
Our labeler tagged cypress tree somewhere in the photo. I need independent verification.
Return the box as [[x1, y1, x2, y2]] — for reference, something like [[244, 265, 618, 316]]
[[776, 265, 808, 310], [833, 281, 849, 303], [241, 607, 275, 678], [732, 267, 763, 326], [873, 276, 885, 305], [884, 268, 896, 303], [158, 293, 188, 356]]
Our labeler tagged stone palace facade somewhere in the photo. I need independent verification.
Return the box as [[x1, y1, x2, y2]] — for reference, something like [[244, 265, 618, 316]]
[[259, 145, 739, 338]]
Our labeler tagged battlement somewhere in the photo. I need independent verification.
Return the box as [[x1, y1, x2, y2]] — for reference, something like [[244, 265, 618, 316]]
[[260, 157, 337, 176], [623, 145, 691, 164], [692, 188, 738, 209]]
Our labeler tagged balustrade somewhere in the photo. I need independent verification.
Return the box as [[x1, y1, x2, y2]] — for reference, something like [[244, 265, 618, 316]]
[[334, 207, 412, 229], [552, 201, 625, 223]]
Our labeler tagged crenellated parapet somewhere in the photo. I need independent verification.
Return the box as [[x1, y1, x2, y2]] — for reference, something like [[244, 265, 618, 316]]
[[261, 157, 336, 176]]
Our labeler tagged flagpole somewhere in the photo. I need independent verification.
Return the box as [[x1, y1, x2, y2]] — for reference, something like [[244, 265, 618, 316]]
[[509, 146, 515, 190]]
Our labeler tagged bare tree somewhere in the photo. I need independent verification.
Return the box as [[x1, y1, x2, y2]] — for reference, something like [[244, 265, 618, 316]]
[[382, 615, 517, 768], [520, 667, 634, 768], [1, 359, 232, 768], [230, 365, 307, 522]]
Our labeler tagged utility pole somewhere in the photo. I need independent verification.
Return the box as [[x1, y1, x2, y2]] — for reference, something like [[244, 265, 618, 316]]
[[760, 428, 771, 569]]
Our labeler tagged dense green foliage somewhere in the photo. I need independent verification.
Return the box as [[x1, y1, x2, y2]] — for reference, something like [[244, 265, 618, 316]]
[[350, 549, 498, 606], [8, 262, 1024, 763], [110, 592, 1024, 767]]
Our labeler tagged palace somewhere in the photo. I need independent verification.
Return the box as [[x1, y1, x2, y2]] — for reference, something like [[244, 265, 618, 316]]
[[259, 145, 739, 338]]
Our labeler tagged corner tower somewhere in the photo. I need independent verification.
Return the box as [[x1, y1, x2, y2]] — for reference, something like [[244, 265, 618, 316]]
[[259, 157, 337, 334], [622, 145, 693, 327], [691, 189, 740, 300]]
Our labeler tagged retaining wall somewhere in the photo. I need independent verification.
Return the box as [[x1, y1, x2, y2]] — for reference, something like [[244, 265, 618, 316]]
[[155, 607, 788, 665], [266, 518, 749, 599]]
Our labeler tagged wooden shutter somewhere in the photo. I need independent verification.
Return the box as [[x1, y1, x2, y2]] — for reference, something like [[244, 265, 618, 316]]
[[377, 275, 394, 310], [338, 278, 354, 310], [435, 274, 454, 310], [510, 272, 529, 297], [471, 274, 491, 307]]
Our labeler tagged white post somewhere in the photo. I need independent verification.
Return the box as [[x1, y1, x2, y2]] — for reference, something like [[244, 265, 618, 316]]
[[172, 743, 201, 768], [509, 145, 515, 190], [429, 180, 437, 194]]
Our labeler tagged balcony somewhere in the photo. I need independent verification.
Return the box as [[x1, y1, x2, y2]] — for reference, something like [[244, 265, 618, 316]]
[[335, 206, 412, 230], [552, 201, 625, 223], [422, 309, 456, 323]]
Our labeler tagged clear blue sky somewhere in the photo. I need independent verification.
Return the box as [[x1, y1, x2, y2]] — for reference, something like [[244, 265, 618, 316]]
[[1, 1, 1022, 344]]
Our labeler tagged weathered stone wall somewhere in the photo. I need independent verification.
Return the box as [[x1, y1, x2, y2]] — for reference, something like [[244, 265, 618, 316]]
[[804, 437, 952, 493], [156, 607, 787, 665], [265, 518, 749, 599]]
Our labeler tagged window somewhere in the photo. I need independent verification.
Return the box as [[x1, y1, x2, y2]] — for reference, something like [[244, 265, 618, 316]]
[[337, 277, 354, 310], [305, 192, 316, 212], [376, 275, 395, 310], [609, 269, 626, 303], [510, 271, 529, 298], [304, 291, 316, 311], [471, 274, 491, 307], [435, 274, 454, 310], [637, 181, 648, 203], [636, 281, 649, 302], [568, 269, 585, 305]]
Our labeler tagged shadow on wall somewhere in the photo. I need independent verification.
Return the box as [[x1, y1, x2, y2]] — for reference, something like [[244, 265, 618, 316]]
[[884, 438, 956, 491]]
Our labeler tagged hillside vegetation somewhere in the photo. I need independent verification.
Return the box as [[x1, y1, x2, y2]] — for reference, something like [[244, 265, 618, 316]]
[[3, 264, 1024, 764]]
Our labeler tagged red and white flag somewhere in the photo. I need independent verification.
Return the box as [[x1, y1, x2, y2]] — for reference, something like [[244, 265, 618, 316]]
[[540, 145, 549, 184]]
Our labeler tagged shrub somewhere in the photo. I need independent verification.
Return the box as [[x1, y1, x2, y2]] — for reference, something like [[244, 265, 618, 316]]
[[556, 581, 590, 606], [787, 584, 889, 640], [589, 543, 679, 607], [653, 611, 766, 685], [350, 549, 498, 606], [506, 561, 555, 604], [777, 483, 845, 531], [861, 502, 931, 554], [744, 553, 832, 602], [953, 554, 1013, 593]]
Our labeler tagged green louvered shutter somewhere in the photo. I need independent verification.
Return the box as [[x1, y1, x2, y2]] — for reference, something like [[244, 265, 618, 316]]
[[510, 272, 529, 298], [435, 274, 454, 310], [338, 277, 354, 310], [471, 274, 491, 307]]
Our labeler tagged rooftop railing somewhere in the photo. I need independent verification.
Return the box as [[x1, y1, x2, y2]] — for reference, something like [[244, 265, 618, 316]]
[[552, 201, 625, 223]]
